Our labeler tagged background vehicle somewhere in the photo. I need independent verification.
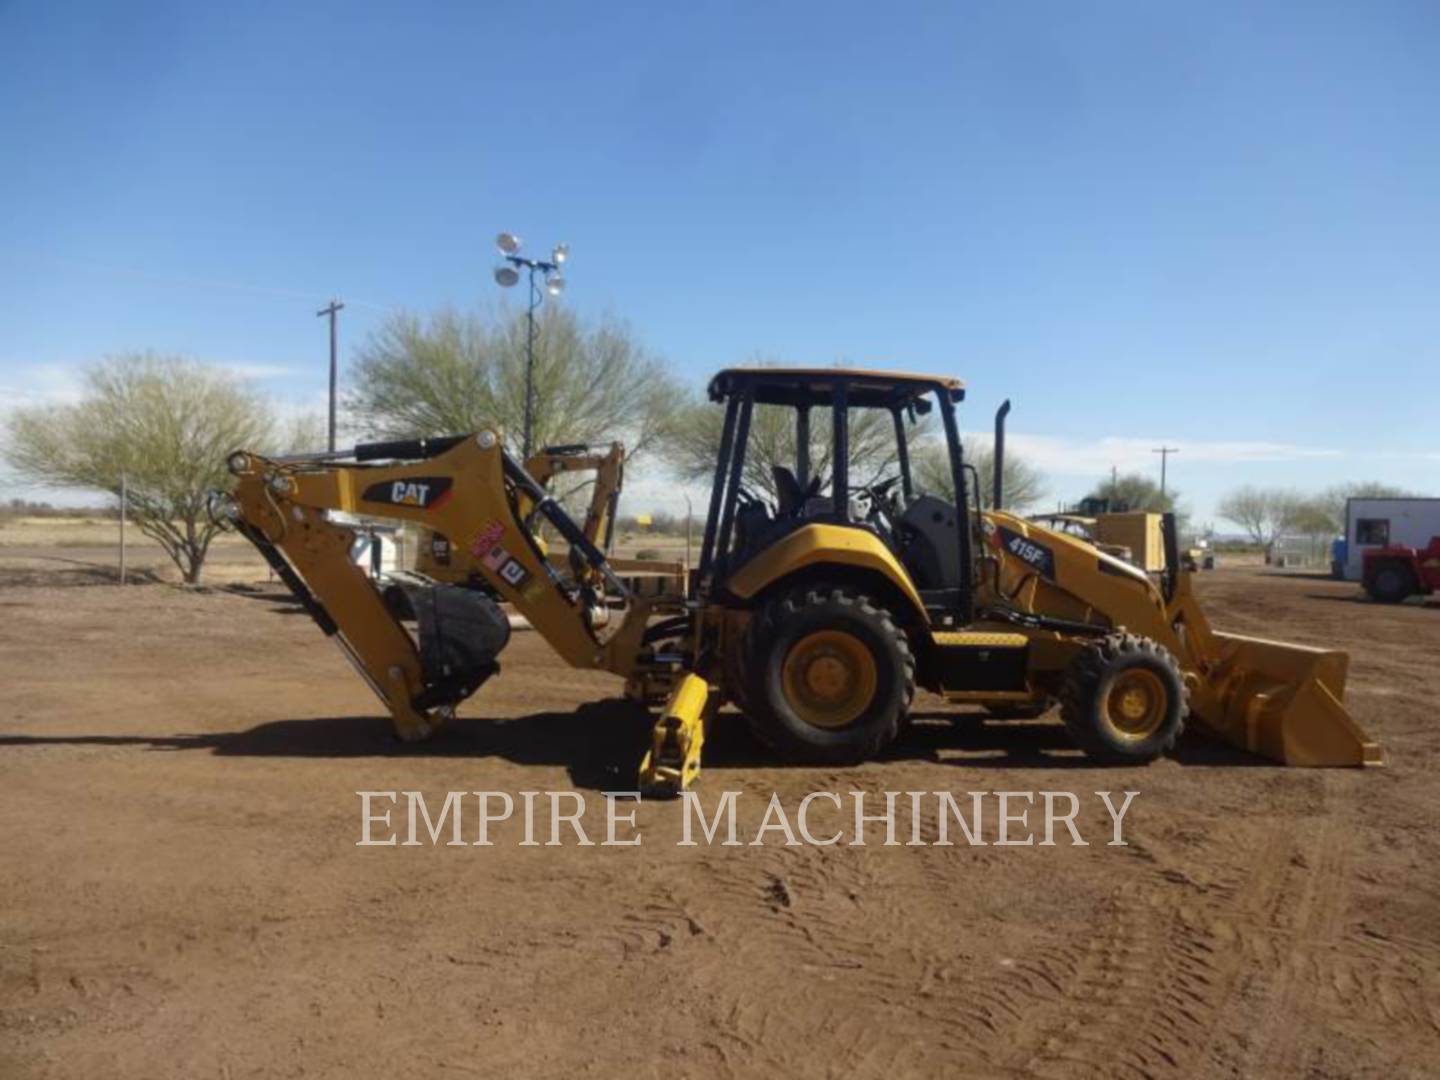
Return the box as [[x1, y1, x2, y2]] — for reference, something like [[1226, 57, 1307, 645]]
[[1340, 497, 1440, 581], [221, 367, 1380, 793], [1363, 537, 1440, 603]]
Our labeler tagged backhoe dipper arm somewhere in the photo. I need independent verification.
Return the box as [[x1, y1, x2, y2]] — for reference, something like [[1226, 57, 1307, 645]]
[[521, 442, 626, 554], [224, 431, 651, 742]]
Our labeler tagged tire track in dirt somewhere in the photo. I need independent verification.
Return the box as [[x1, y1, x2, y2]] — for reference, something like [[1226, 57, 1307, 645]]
[[574, 798, 1439, 1079], [968, 823, 1301, 1078], [1322, 927, 1440, 1038]]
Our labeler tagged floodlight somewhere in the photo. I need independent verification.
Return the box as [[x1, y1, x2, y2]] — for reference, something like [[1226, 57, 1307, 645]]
[[494, 264, 520, 287], [551, 243, 569, 265], [496, 232, 522, 255], [546, 274, 566, 296]]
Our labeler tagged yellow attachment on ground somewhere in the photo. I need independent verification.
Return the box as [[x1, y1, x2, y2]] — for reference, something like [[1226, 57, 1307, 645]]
[[1187, 632, 1382, 766], [639, 673, 711, 796]]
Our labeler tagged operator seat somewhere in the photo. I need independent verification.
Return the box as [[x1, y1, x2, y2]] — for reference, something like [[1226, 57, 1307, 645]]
[[772, 465, 806, 518]]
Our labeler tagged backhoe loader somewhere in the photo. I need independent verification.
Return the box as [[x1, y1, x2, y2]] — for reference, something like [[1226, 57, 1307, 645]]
[[220, 367, 1380, 794]]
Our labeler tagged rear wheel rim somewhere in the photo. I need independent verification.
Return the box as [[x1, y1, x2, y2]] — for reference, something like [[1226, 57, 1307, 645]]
[[782, 630, 878, 730], [1101, 668, 1168, 739]]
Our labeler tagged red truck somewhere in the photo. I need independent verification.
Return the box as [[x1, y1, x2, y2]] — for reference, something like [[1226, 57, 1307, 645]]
[[1363, 536, 1440, 603]]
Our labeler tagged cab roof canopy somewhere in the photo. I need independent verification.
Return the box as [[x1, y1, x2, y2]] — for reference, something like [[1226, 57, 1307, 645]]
[[707, 367, 965, 410]]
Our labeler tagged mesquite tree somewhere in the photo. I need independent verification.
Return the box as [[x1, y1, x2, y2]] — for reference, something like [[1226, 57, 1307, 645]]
[[5, 354, 282, 583], [347, 305, 681, 462]]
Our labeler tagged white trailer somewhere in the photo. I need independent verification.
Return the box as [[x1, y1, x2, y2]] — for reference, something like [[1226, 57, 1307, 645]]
[[1342, 497, 1440, 581]]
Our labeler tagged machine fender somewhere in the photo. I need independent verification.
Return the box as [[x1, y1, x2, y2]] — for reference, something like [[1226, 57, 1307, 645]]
[[725, 524, 927, 621]]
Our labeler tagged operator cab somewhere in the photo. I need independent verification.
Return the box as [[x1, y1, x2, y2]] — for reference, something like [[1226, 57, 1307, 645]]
[[697, 367, 975, 621]]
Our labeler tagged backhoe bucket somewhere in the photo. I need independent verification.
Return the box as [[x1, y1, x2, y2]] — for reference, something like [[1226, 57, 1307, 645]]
[[1190, 632, 1382, 766]]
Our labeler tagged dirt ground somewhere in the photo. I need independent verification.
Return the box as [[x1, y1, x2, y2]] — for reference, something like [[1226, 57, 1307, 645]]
[[2, 558, 1438, 1078]]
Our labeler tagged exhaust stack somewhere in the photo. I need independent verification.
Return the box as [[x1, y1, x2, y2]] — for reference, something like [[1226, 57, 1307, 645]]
[[993, 399, 1011, 510]]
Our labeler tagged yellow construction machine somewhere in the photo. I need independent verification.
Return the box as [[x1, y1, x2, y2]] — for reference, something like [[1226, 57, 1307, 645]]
[[220, 367, 1380, 794]]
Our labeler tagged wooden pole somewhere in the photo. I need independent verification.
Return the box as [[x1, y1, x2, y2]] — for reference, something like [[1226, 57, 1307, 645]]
[[317, 300, 345, 453], [119, 472, 127, 586]]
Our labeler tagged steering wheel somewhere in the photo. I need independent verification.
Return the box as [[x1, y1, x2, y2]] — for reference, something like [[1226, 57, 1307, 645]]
[[861, 474, 902, 503], [869, 474, 902, 498], [857, 474, 903, 522]]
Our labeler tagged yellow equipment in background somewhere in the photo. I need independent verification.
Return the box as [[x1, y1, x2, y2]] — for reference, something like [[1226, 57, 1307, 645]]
[[220, 367, 1379, 794], [1093, 511, 1166, 572]]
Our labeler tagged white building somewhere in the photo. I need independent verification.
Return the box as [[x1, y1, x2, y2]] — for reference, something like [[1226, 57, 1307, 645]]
[[1341, 497, 1440, 581]]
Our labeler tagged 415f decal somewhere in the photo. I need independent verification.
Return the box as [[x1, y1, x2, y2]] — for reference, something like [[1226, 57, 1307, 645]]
[[997, 526, 1056, 581]]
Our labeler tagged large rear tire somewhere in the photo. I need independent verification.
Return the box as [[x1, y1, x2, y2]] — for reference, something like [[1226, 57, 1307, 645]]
[[744, 586, 914, 763], [1059, 634, 1186, 763]]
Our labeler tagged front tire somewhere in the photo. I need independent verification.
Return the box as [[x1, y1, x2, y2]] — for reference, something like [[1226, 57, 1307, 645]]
[[1059, 634, 1186, 763], [744, 586, 914, 763]]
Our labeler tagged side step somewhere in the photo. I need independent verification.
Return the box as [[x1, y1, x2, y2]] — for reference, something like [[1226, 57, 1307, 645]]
[[931, 631, 1034, 701]]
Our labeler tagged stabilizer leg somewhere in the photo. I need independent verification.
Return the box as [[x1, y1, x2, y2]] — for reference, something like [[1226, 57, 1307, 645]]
[[639, 674, 711, 797]]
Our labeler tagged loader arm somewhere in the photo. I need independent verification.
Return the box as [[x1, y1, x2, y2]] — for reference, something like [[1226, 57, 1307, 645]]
[[980, 511, 1381, 766], [222, 431, 653, 742]]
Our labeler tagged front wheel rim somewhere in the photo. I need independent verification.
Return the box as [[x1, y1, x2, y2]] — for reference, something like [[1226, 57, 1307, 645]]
[[1101, 668, 1168, 739]]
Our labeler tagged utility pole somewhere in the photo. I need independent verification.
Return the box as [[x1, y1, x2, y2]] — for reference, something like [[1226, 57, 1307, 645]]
[[317, 299, 345, 452], [1153, 446, 1179, 499], [119, 472, 127, 586]]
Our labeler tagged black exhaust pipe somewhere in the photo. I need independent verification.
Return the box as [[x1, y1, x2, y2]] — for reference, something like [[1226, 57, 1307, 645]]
[[992, 399, 1011, 511]]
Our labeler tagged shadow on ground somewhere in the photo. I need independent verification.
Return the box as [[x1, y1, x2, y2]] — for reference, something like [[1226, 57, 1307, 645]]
[[0, 559, 165, 588], [0, 702, 1268, 790], [1306, 593, 1439, 609], [1265, 570, 1341, 582]]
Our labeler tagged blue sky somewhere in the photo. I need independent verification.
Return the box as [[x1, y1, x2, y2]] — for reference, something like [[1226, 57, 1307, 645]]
[[2, 1, 1437, 523]]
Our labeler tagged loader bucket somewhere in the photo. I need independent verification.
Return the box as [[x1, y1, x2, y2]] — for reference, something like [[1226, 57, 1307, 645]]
[[1190, 632, 1382, 766]]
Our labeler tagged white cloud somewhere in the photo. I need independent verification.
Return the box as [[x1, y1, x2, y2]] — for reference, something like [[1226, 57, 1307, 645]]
[[219, 362, 299, 381], [620, 471, 708, 518], [1001, 433, 1341, 476], [0, 362, 87, 406]]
